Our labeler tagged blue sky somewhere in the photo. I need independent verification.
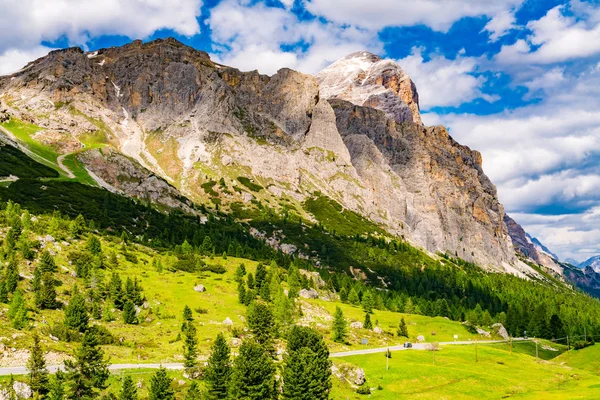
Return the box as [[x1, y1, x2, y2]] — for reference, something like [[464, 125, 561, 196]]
[[1, 0, 599, 261]]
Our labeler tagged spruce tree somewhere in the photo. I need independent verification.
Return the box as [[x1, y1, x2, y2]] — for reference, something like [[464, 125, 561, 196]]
[[36, 272, 58, 309], [363, 312, 373, 330], [64, 289, 89, 332], [348, 288, 360, 306], [9, 290, 28, 329], [87, 235, 102, 256], [204, 333, 231, 399], [184, 382, 201, 399], [361, 291, 374, 314], [0, 280, 8, 303], [4, 259, 19, 293], [229, 340, 276, 400], [332, 306, 347, 343], [255, 263, 267, 289], [182, 305, 193, 323], [69, 214, 86, 238], [28, 332, 49, 396], [64, 329, 110, 399], [287, 266, 301, 299], [48, 370, 65, 400], [247, 273, 255, 289], [234, 263, 246, 283], [339, 287, 348, 302], [398, 317, 409, 338], [148, 367, 175, 400], [246, 302, 275, 349], [109, 273, 125, 310], [237, 281, 247, 305], [39, 250, 57, 273], [282, 326, 331, 400], [123, 301, 138, 325], [182, 321, 198, 370], [119, 376, 138, 400]]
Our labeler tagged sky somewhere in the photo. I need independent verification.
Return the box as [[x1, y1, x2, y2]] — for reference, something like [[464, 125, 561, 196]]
[[0, 0, 599, 262]]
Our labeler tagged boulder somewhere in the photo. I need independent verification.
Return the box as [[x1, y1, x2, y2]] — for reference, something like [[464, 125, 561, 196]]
[[13, 381, 32, 399], [417, 335, 425, 342], [373, 326, 383, 334], [194, 284, 206, 293], [299, 288, 319, 299], [223, 317, 233, 326], [331, 364, 366, 386], [350, 321, 363, 329], [492, 323, 509, 340]]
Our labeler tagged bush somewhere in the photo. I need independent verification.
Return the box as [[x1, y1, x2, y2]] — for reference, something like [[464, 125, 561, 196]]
[[356, 385, 371, 395], [43, 323, 80, 342], [201, 264, 226, 274], [194, 307, 209, 314], [88, 325, 115, 345]]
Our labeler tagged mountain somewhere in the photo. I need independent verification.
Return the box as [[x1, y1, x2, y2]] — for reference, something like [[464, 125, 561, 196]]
[[580, 256, 600, 273], [564, 258, 580, 267], [528, 234, 559, 260], [0, 38, 530, 274]]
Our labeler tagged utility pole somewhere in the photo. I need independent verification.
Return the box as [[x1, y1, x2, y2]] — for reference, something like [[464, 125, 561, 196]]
[[535, 340, 539, 359], [510, 336, 513, 354], [567, 335, 570, 351], [475, 339, 478, 362], [386, 348, 389, 371]]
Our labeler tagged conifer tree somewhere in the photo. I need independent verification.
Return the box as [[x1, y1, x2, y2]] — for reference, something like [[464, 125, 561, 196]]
[[332, 306, 347, 343], [361, 291, 374, 314], [363, 312, 373, 330], [39, 250, 57, 273], [87, 235, 102, 256], [9, 290, 28, 329], [123, 301, 138, 325], [184, 382, 201, 399], [183, 321, 198, 370], [69, 214, 86, 238], [237, 281, 247, 305], [148, 367, 175, 400], [36, 272, 58, 309], [247, 273, 255, 289], [229, 340, 276, 400], [48, 370, 65, 400], [64, 330, 110, 399], [398, 317, 409, 338], [282, 326, 331, 400], [64, 288, 89, 332], [32, 266, 42, 292], [255, 263, 267, 289], [234, 263, 246, 283], [348, 288, 360, 306], [109, 273, 125, 310], [119, 376, 138, 400], [0, 280, 8, 303], [339, 287, 348, 303], [287, 266, 301, 299], [28, 332, 49, 396], [4, 259, 19, 293], [182, 305, 193, 323], [201, 236, 213, 255], [204, 333, 231, 399], [404, 297, 415, 314], [246, 302, 275, 349]]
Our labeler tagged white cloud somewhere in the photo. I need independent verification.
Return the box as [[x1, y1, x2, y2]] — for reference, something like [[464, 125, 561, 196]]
[[0, 46, 54, 76], [397, 49, 491, 109], [496, 4, 600, 64], [305, 0, 524, 32], [0, 0, 202, 54], [482, 9, 517, 41], [208, 0, 380, 75]]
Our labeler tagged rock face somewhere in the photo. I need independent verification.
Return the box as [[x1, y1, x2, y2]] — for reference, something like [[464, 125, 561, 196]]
[[0, 38, 528, 270], [580, 256, 600, 273], [505, 214, 561, 273]]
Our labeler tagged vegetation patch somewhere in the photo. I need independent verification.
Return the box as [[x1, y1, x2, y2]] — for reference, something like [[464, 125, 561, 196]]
[[237, 176, 264, 192]]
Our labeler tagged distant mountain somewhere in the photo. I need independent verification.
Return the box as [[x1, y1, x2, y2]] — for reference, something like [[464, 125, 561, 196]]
[[527, 234, 558, 260], [564, 258, 580, 267], [580, 256, 600, 273]]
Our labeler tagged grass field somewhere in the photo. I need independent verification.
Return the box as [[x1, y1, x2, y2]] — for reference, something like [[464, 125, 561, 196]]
[[332, 344, 600, 399], [1, 118, 60, 170]]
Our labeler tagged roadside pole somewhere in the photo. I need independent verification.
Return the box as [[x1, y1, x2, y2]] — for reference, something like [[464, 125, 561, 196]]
[[475, 339, 478, 362]]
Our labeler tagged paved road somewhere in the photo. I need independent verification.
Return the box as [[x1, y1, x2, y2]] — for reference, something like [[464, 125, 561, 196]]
[[0, 339, 522, 375]]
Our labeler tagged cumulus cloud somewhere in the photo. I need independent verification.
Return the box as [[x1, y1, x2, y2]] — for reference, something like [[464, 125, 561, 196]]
[[0, 46, 54, 76], [208, 0, 380, 75], [0, 0, 202, 54], [305, 0, 524, 32], [482, 9, 517, 41], [496, 3, 600, 64], [397, 49, 493, 109]]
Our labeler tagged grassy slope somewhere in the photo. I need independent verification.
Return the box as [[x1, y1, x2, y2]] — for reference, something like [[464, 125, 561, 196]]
[[332, 344, 600, 399]]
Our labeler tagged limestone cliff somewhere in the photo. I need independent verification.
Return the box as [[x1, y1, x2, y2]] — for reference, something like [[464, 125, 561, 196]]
[[0, 38, 532, 273]]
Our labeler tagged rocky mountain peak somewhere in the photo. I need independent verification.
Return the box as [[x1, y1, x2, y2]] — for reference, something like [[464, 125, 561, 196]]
[[316, 51, 421, 125]]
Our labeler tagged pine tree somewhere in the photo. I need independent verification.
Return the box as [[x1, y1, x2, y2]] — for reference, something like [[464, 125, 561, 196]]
[[247, 273, 255, 289], [119, 376, 138, 400], [4, 259, 19, 293], [404, 297, 415, 314], [361, 291, 374, 314], [287, 266, 301, 299], [184, 382, 201, 400], [39, 250, 57, 273], [273, 284, 295, 332], [229, 340, 276, 400], [246, 302, 275, 349], [182, 305, 193, 323], [64, 289, 89, 332], [339, 287, 348, 302], [86, 235, 102, 256], [282, 326, 331, 400], [148, 367, 175, 400], [398, 317, 409, 338], [36, 272, 58, 309], [348, 288, 360, 306], [64, 330, 110, 399], [32, 265, 42, 292], [0, 280, 8, 303], [255, 264, 267, 289], [183, 321, 198, 370], [234, 263, 246, 283], [48, 370, 65, 400], [201, 236, 213, 255], [109, 273, 125, 310], [123, 301, 138, 325], [9, 290, 28, 329], [28, 332, 49, 396], [332, 306, 347, 343], [363, 312, 373, 330], [204, 333, 231, 399], [550, 314, 564, 339], [237, 281, 247, 305], [69, 214, 86, 238]]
